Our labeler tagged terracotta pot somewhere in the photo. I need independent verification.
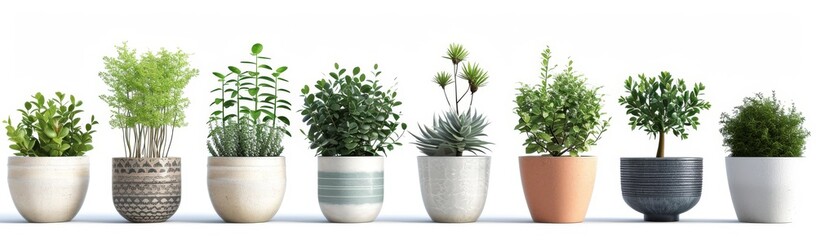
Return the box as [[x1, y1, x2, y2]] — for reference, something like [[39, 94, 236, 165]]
[[112, 157, 181, 223], [519, 156, 596, 223], [208, 156, 286, 223], [317, 156, 384, 223], [418, 156, 491, 223], [8, 156, 90, 223], [727, 157, 800, 223]]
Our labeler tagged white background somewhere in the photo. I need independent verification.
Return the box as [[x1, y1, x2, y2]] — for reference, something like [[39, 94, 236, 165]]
[[1, 0, 814, 239]]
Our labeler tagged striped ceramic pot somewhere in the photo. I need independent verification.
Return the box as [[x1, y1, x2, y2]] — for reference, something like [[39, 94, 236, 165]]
[[112, 157, 181, 223], [318, 156, 384, 223]]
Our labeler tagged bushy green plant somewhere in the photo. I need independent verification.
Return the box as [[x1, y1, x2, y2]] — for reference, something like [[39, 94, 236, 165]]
[[514, 47, 609, 157], [411, 43, 492, 156], [4, 92, 98, 157], [619, 71, 711, 158], [207, 43, 290, 157], [720, 92, 810, 157], [300, 63, 406, 156], [99, 43, 199, 158]]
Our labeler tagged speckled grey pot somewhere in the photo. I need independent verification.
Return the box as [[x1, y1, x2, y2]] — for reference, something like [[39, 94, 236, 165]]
[[418, 156, 490, 223], [620, 157, 702, 222]]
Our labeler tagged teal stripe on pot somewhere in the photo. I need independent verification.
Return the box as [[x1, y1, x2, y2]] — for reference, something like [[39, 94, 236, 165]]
[[318, 178, 385, 186], [318, 172, 384, 178], [318, 171, 384, 205], [319, 196, 384, 205]]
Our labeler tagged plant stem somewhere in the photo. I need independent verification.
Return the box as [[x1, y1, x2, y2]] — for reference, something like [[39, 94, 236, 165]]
[[254, 54, 259, 125], [656, 131, 665, 158], [453, 63, 459, 115], [468, 93, 474, 109], [441, 87, 451, 109], [221, 77, 226, 126], [272, 62, 279, 129]]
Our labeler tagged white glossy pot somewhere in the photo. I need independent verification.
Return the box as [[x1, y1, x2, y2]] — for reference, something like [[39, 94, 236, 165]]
[[726, 157, 800, 223], [208, 157, 287, 223], [318, 156, 384, 223], [8, 156, 90, 223], [418, 156, 491, 223]]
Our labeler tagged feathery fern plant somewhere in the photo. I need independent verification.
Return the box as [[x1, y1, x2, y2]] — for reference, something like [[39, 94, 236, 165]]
[[410, 43, 492, 156], [207, 43, 290, 157]]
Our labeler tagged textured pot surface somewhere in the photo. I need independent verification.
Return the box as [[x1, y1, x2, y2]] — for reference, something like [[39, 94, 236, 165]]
[[519, 156, 596, 223], [8, 156, 90, 223], [113, 157, 181, 223], [418, 156, 491, 223], [727, 157, 799, 223], [620, 157, 702, 222], [208, 157, 287, 223], [318, 156, 384, 223]]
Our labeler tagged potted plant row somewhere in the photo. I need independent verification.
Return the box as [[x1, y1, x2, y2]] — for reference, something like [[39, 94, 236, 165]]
[[206, 43, 291, 223], [514, 47, 609, 223], [410, 43, 493, 223], [721, 92, 809, 223], [5, 92, 98, 223], [300, 63, 406, 223], [99, 43, 198, 223]]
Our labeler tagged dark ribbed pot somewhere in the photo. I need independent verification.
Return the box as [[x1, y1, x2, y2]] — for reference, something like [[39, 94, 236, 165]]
[[620, 157, 702, 222], [112, 157, 181, 223]]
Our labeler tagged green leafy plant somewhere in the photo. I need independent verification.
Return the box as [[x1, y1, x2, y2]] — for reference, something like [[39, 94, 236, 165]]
[[5, 92, 98, 157], [619, 71, 711, 158], [514, 47, 609, 157], [207, 43, 289, 157], [99, 43, 199, 158], [411, 43, 492, 156], [720, 92, 810, 157], [300, 63, 406, 156]]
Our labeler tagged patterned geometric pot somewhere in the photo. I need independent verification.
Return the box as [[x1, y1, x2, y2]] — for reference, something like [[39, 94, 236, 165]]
[[418, 156, 490, 223], [112, 157, 181, 223], [8, 156, 90, 223], [318, 156, 383, 223], [620, 157, 702, 222], [208, 156, 286, 223]]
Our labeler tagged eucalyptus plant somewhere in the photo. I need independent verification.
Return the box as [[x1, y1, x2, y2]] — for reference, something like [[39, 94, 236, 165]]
[[99, 43, 199, 158], [619, 72, 711, 158], [300, 63, 406, 156], [514, 47, 609, 157], [411, 43, 491, 156], [5, 92, 98, 157], [720, 92, 810, 157], [207, 43, 289, 157]]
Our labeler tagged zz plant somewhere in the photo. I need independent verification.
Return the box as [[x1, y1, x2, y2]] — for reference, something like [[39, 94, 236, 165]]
[[207, 43, 290, 157], [300, 63, 406, 156], [100, 43, 199, 158], [411, 43, 492, 156], [619, 71, 711, 158], [5, 92, 98, 157], [720, 92, 810, 157], [514, 47, 609, 157]]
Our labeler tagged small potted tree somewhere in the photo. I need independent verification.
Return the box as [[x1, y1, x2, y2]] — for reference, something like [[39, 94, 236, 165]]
[[99, 43, 199, 223], [410, 43, 492, 223], [300, 63, 405, 223], [206, 43, 291, 223], [721, 92, 810, 223], [514, 47, 609, 223], [618, 71, 711, 222], [5, 92, 98, 223]]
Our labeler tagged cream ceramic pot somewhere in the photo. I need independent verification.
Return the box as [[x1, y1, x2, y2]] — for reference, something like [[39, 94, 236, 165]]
[[726, 157, 800, 223], [8, 156, 90, 223], [208, 156, 287, 223]]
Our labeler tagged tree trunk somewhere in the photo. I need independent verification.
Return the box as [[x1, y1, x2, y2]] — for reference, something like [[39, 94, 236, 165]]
[[656, 131, 665, 158]]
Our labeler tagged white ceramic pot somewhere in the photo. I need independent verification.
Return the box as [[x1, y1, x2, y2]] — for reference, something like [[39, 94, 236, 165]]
[[208, 156, 287, 223], [418, 156, 491, 223], [7, 156, 90, 223], [726, 157, 800, 223], [318, 156, 384, 223]]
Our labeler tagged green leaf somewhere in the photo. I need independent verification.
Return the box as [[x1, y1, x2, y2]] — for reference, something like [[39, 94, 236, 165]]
[[251, 43, 263, 55], [228, 66, 241, 74], [248, 88, 259, 96], [276, 66, 288, 73]]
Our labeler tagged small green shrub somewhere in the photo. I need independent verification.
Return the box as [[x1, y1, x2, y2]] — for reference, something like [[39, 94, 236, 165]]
[[619, 71, 711, 158], [300, 63, 406, 156], [4, 92, 98, 157], [411, 43, 492, 156], [207, 43, 290, 157], [514, 47, 609, 157], [720, 92, 810, 157]]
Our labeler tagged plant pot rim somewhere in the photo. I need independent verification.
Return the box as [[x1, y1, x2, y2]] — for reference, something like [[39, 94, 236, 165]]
[[317, 156, 384, 159], [725, 156, 803, 160], [8, 156, 88, 160], [621, 157, 702, 161], [519, 155, 596, 159], [418, 155, 490, 158], [113, 157, 181, 160], [208, 156, 285, 159]]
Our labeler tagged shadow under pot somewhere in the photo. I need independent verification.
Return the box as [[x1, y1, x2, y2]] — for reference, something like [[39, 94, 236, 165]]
[[8, 156, 90, 223], [112, 157, 181, 223], [418, 156, 490, 223], [208, 156, 286, 223], [520, 156, 596, 223], [726, 157, 800, 223], [318, 156, 384, 223], [620, 157, 702, 222]]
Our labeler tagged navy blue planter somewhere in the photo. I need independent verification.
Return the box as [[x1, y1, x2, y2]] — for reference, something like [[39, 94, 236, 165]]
[[620, 157, 702, 222]]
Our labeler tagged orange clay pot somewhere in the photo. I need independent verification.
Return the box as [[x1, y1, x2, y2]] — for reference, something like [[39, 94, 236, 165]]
[[519, 156, 597, 223]]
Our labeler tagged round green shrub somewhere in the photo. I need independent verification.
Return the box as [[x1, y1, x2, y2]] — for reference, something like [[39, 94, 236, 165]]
[[720, 92, 810, 157]]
